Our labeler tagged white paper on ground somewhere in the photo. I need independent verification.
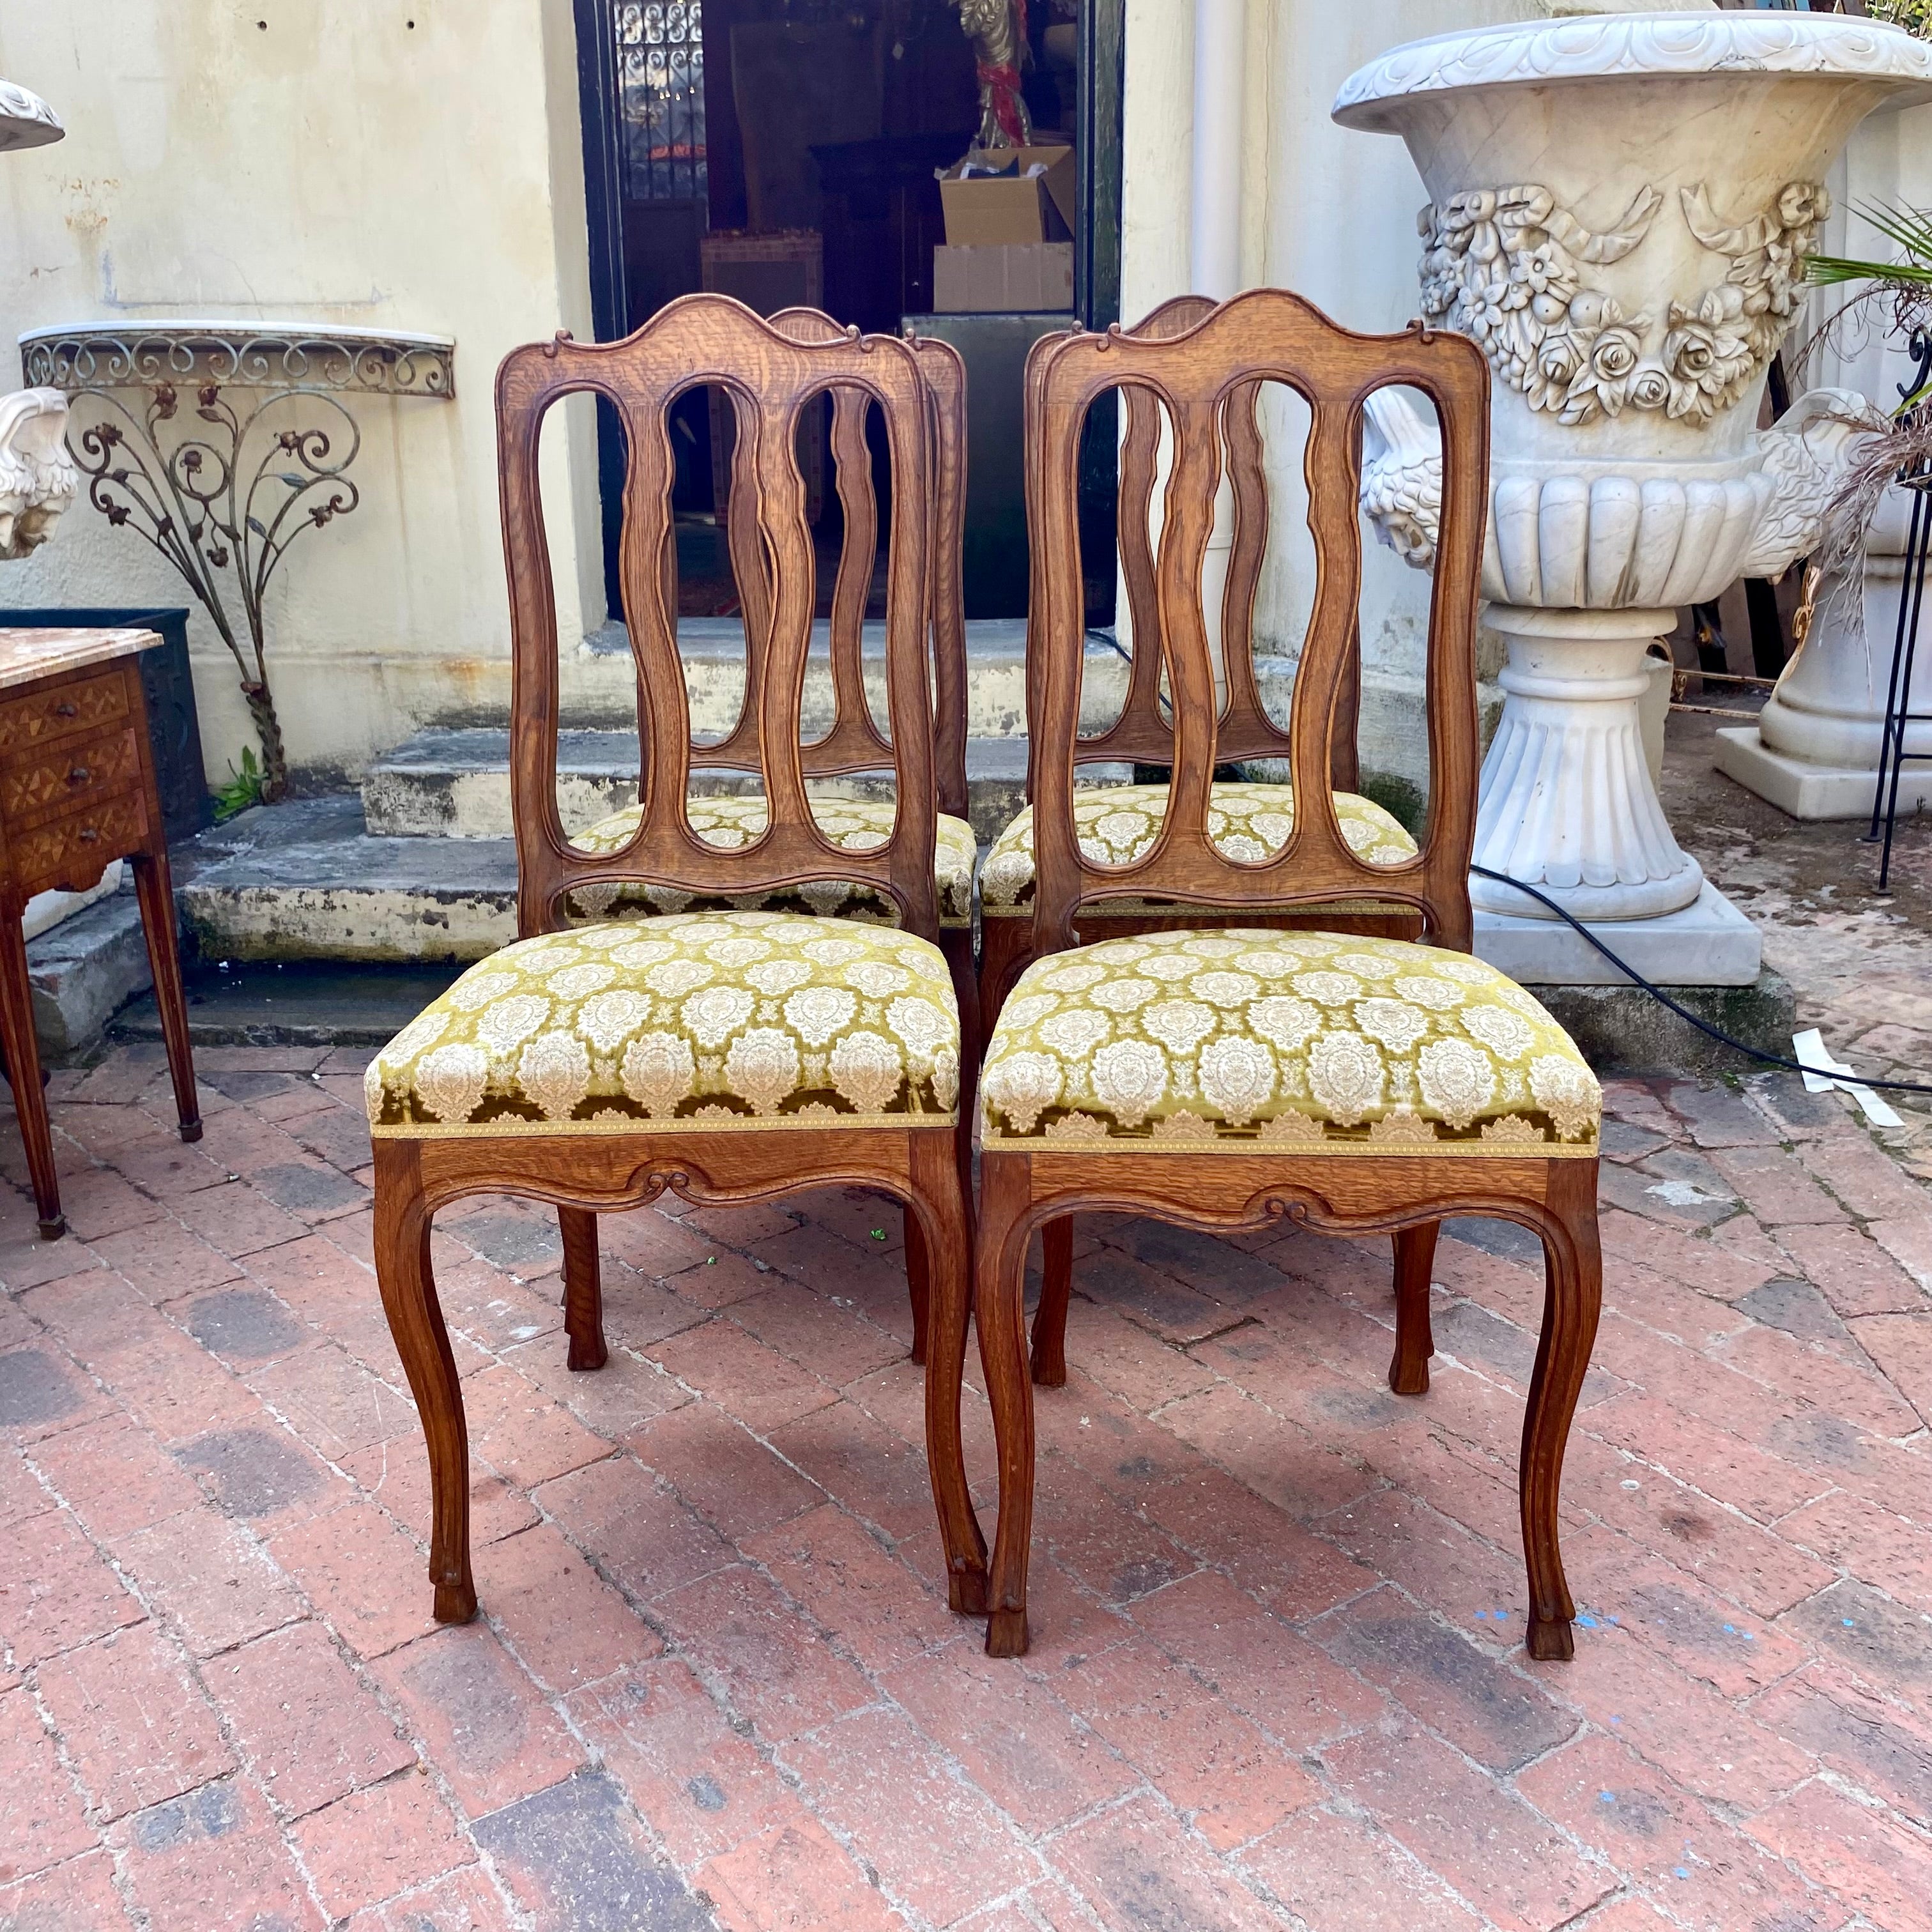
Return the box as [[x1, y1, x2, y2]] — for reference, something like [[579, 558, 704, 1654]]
[[1792, 1029, 1905, 1130]]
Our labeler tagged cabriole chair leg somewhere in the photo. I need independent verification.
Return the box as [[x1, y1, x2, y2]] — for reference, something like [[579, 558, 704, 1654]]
[[910, 1133, 989, 1614], [374, 1146, 476, 1625], [1390, 1220, 1439, 1396], [906, 1212, 932, 1367], [560, 1206, 608, 1372], [976, 1150, 1036, 1657], [1031, 1218, 1075, 1386], [1522, 1164, 1603, 1662]]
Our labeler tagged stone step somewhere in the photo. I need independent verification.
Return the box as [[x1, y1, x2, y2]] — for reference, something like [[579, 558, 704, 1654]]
[[109, 958, 465, 1049], [361, 618, 1459, 843], [362, 730, 1089, 845], [177, 797, 519, 965], [573, 615, 1036, 741]]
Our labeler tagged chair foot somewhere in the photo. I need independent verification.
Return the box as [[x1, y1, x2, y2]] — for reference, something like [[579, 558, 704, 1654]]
[[1031, 1358, 1068, 1389], [1526, 1613, 1574, 1662], [1388, 1349, 1430, 1397], [179, 1117, 203, 1144], [433, 1578, 478, 1625], [949, 1565, 990, 1616], [37, 1215, 65, 1242], [567, 1333, 610, 1373], [985, 1606, 1029, 1658]]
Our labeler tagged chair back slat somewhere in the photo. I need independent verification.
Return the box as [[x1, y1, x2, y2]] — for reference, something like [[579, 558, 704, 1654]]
[[691, 310, 968, 818], [907, 333, 970, 822], [496, 293, 938, 939], [1024, 289, 1487, 954], [709, 407, 775, 769]]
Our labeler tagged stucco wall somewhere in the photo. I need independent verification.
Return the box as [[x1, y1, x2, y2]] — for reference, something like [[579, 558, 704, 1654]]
[[1118, 0, 1540, 790], [0, 0, 602, 791]]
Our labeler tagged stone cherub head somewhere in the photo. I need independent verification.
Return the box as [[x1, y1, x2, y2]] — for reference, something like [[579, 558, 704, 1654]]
[[0, 388, 77, 559]]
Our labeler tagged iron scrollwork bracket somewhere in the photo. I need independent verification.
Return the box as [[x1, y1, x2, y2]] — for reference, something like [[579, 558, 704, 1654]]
[[19, 323, 455, 799]]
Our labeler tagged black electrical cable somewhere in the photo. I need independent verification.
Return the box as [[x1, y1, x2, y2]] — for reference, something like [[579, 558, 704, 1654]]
[[1469, 864, 1932, 1098]]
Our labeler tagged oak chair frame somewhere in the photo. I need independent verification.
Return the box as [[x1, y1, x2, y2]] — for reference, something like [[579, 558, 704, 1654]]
[[997, 298, 1429, 1384], [592, 305, 978, 1355], [974, 289, 1602, 1665], [373, 295, 985, 1626]]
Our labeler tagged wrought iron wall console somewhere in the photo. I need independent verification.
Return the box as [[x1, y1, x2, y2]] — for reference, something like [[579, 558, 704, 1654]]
[[17, 320, 455, 802], [21, 323, 454, 399]]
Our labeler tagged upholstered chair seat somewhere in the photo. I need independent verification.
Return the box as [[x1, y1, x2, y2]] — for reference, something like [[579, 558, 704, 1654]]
[[979, 928, 1598, 1153], [568, 795, 977, 928], [366, 911, 961, 1137], [979, 781, 1416, 920]]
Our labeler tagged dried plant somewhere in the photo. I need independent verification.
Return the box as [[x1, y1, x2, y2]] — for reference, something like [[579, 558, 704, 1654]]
[[1791, 202, 1932, 648]]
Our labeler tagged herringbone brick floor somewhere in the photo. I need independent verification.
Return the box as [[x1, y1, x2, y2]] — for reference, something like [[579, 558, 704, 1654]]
[[2, 1044, 1930, 1931]]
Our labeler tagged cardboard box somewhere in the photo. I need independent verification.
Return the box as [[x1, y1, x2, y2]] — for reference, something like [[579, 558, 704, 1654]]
[[933, 242, 1075, 315], [938, 144, 1077, 247]]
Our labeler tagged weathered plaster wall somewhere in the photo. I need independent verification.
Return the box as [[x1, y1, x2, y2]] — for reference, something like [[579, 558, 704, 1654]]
[[0, 0, 601, 790]]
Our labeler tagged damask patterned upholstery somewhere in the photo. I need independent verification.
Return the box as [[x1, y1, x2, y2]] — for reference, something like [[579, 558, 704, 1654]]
[[367, 912, 960, 1136], [979, 928, 1600, 1153], [567, 795, 977, 929], [979, 782, 1418, 917]]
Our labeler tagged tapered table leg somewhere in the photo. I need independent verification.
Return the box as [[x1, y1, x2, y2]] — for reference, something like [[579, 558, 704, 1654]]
[[130, 847, 201, 1142], [0, 901, 63, 1236]]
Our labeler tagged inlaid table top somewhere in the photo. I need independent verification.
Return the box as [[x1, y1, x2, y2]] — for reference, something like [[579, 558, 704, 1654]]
[[0, 627, 160, 691]]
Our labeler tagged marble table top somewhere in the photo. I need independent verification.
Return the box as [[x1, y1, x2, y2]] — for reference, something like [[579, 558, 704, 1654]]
[[0, 627, 160, 692]]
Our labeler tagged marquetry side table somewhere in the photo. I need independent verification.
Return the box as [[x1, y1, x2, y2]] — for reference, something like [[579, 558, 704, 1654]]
[[0, 627, 199, 1237]]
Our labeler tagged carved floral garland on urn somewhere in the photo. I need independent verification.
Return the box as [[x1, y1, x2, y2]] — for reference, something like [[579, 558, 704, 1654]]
[[1419, 178, 1830, 428]]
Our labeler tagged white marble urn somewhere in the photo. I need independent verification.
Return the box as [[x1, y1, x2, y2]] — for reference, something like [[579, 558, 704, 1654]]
[[1335, 13, 1932, 926]]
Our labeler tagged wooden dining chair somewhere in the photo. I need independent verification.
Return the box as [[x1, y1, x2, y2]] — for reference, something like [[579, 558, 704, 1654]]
[[974, 289, 1603, 1664], [367, 295, 986, 1626], [562, 309, 977, 1358], [990, 296, 1432, 1385]]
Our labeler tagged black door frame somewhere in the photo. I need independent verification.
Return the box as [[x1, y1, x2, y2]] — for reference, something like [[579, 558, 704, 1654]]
[[1076, 0, 1124, 332], [573, 0, 630, 620]]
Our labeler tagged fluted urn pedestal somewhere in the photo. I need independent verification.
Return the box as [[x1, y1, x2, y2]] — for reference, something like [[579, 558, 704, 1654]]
[[1715, 489, 1932, 820], [1335, 11, 1932, 984]]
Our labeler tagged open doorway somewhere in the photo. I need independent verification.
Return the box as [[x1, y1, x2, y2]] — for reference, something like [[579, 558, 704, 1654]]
[[572, 0, 1123, 625]]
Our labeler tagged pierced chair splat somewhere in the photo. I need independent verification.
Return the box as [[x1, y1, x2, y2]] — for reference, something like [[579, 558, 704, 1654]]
[[367, 295, 985, 1627], [986, 297, 1430, 1384], [563, 308, 979, 1315], [973, 289, 1604, 1665]]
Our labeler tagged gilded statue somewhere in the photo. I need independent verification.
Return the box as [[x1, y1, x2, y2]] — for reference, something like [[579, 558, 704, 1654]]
[[952, 0, 1032, 150]]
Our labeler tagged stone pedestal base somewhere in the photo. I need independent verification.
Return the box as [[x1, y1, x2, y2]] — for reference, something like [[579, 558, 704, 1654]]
[[1472, 881, 1761, 988], [1713, 725, 1932, 822], [1469, 606, 1706, 923]]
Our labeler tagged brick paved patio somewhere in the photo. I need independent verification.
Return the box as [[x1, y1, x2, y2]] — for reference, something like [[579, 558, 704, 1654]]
[[2, 1045, 1930, 1931]]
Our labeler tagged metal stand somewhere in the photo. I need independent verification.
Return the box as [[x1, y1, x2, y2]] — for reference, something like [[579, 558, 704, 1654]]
[[1867, 328, 1932, 889]]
